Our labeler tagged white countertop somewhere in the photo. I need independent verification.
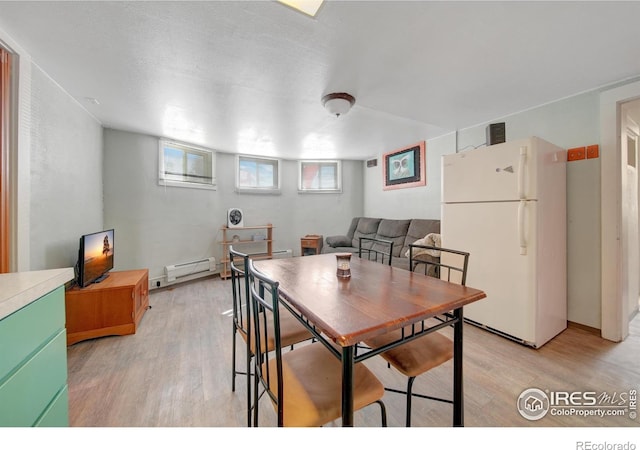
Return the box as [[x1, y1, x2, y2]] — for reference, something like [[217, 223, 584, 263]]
[[0, 268, 74, 321]]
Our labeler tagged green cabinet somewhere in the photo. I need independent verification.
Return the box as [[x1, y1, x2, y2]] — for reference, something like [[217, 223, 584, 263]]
[[0, 286, 69, 427]]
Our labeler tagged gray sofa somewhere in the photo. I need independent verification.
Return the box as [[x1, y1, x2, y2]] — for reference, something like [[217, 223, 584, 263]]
[[322, 217, 441, 271]]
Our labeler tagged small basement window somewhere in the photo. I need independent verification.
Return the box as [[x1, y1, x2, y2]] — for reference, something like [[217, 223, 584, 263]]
[[236, 155, 281, 194], [158, 139, 216, 190], [298, 160, 342, 193]]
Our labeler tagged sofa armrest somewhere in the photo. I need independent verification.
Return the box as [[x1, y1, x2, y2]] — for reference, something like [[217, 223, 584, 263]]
[[326, 235, 353, 248]]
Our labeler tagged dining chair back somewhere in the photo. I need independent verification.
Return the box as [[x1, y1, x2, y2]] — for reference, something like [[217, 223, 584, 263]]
[[247, 259, 388, 427], [229, 246, 253, 426], [409, 244, 469, 284], [358, 237, 394, 266], [365, 245, 470, 426], [229, 247, 313, 426]]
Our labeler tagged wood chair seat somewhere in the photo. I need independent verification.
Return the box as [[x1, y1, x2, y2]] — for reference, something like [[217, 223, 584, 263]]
[[264, 342, 385, 427], [365, 329, 453, 378], [238, 310, 313, 354]]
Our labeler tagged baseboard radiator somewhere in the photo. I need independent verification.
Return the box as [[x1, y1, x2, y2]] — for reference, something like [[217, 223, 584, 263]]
[[165, 257, 216, 282], [272, 249, 293, 259]]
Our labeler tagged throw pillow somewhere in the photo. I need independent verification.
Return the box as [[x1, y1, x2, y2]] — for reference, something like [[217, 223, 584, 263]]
[[405, 233, 442, 257]]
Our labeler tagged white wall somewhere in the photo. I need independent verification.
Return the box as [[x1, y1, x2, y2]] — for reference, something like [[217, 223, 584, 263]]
[[103, 128, 364, 281], [364, 134, 454, 219], [28, 65, 103, 270], [363, 91, 601, 328], [1, 24, 103, 273]]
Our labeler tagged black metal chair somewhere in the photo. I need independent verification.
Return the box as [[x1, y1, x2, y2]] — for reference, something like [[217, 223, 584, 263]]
[[358, 237, 394, 266], [364, 245, 470, 427], [229, 246, 252, 426], [247, 259, 388, 427], [229, 246, 311, 426], [409, 244, 468, 282], [356, 237, 394, 357]]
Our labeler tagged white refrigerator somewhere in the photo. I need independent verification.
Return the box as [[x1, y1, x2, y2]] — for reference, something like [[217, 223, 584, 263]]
[[441, 136, 567, 348]]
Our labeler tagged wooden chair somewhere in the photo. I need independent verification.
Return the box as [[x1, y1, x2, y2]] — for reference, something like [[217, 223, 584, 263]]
[[229, 246, 312, 426], [358, 237, 394, 266], [364, 245, 470, 427], [247, 259, 388, 427]]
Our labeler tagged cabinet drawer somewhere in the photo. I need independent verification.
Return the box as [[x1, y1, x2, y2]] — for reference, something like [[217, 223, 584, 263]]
[[34, 385, 69, 427], [0, 329, 67, 426], [0, 286, 65, 381]]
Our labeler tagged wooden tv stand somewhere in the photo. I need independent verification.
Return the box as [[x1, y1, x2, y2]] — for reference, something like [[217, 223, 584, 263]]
[[65, 269, 149, 346]]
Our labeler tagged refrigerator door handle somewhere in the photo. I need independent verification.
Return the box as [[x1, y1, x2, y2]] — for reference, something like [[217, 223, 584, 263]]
[[518, 146, 527, 199], [518, 200, 527, 255]]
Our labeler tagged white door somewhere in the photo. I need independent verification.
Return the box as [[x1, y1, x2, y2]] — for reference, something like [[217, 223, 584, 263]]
[[441, 200, 538, 345], [622, 106, 640, 319]]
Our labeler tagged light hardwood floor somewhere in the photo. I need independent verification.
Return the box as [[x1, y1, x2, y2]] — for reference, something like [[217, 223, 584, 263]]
[[66, 274, 640, 428]]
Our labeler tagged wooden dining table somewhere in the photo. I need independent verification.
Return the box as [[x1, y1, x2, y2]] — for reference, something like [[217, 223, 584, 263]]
[[254, 253, 486, 427]]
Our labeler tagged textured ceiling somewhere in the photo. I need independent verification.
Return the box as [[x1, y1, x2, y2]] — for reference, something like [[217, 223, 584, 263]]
[[1, 1, 639, 160]]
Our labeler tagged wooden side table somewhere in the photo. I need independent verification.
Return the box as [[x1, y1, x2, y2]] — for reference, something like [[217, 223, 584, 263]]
[[301, 235, 323, 256]]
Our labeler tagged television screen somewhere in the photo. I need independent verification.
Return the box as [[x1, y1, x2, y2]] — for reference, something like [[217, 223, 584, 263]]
[[77, 229, 114, 287]]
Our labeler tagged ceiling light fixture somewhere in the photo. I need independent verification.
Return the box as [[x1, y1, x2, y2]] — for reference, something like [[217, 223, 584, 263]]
[[277, 0, 324, 17], [322, 92, 355, 117]]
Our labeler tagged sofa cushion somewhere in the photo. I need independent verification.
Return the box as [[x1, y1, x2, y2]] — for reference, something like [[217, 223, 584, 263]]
[[351, 218, 382, 248], [326, 235, 352, 247], [374, 219, 411, 257], [323, 245, 357, 255], [400, 219, 441, 258], [345, 217, 361, 240]]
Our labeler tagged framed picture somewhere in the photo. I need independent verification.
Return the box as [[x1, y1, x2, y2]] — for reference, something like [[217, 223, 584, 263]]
[[382, 141, 426, 190]]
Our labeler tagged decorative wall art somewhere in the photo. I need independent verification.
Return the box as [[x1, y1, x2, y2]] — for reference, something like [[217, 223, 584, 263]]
[[382, 141, 426, 190]]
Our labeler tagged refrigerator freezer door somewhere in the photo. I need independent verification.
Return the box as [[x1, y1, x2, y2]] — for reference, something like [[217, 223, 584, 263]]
[[442, 138, 536, 203], [442, 200, 538, 345]]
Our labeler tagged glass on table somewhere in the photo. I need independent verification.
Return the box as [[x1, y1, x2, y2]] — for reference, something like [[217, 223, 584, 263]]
[[336, 253, 351, 278]]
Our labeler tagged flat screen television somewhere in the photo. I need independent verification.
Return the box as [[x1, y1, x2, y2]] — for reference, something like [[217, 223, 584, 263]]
[[76, 229, 114, 288]]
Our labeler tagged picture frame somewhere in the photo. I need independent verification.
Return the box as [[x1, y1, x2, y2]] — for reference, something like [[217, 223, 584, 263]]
[[382, 141, 426, 190]]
